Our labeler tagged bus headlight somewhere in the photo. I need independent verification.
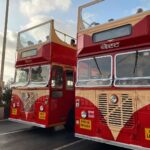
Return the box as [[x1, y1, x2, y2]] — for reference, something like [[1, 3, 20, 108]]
[[40, 105, 44, 112], [111, 95, 118, 104], [81, 111, 87, 119]]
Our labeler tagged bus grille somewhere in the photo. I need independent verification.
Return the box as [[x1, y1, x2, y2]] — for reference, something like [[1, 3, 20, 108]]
[[98, 93, 134, 128]]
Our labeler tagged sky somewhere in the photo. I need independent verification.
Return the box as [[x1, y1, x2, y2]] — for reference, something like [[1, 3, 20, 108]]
[[0, 0, 149, 83]]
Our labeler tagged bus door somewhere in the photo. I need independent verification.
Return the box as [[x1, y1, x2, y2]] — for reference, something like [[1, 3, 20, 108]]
[[50, 65, 65, 123], [64, 69, 75, 114]]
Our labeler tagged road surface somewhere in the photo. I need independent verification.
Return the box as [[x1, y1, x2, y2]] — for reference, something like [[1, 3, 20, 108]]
[[0, 120, 129, 150]]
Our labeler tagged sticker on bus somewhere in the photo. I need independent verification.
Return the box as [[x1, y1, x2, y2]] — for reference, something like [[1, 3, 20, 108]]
[[12, 108, 17, 115], [145, 128, 150, 140], [80, 119, 91, 130], [39, 112, 46, 120]]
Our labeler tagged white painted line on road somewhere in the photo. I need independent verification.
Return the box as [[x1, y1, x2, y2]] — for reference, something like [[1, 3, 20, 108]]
[[53, 139, 85, 150], [0, 129, 30, 136]]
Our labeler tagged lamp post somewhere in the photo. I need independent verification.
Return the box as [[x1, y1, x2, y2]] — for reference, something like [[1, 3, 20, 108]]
[[0, 0, 10, 101]]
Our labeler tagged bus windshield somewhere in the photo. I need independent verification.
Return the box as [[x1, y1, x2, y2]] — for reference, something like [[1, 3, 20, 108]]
[[14, 68, 29, 86], [115, 50, 150, 87], [79, 0, 149, 31], [76, 56, 112, 87], [18, 22, 50, 50], [30, 65, 50, 87], [13, 65, 50, 87]]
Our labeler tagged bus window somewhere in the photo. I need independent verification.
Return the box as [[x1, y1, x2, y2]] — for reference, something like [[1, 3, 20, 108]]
[[31, 65, 50, 83], [93, 24, 132, 43], [78, 60, 89, 80], [51, 65, 63, 89], [18, 22, 50, 50], [66, 70, 74, 90], [51, 65, 63, 98], [76, 56, 112, 87], [15, 68, 29, 86], [115, 50, 150, 86]]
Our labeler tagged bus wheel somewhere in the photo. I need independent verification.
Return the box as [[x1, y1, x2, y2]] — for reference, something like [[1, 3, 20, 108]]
[[65, 108, 75, 132]]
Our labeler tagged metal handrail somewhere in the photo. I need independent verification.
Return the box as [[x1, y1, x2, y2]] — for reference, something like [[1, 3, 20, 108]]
[[55, 29, 76, 43]]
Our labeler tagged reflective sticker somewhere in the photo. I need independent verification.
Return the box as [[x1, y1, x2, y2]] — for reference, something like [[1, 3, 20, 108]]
[[145, 128, 150, 140], [39, 112, 46, 120], [80, 119, 91, 130], [12, 108, 17, 115], [88, 111, 95, 118]]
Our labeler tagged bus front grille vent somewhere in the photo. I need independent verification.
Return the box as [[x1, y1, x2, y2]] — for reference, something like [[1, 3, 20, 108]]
[[98, 94, 107, 124], [122, 94, 134, 128], [98, 93, 134, 128]]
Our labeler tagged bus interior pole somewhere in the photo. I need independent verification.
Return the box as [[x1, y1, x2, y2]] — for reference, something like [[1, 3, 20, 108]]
[[0, 0, 9, 101]]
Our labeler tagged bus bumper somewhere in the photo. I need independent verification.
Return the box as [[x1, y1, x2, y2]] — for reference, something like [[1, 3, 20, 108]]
[[9, 118, 46, 128], [75, 133, 150, 150]]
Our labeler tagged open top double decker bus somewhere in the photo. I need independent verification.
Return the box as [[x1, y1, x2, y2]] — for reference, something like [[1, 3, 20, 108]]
[[75, 0, 150, 149], [9, 20, 76, 129]]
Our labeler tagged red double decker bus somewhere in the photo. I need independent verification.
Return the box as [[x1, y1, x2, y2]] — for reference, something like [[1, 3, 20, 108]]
[[9, 20, 76, 129], [75, 0, 150, 149]]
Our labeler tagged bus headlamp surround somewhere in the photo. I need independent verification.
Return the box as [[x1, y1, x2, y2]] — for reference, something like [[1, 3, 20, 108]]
[[40, 105, 44, 111], [81, 111, 87, 119]]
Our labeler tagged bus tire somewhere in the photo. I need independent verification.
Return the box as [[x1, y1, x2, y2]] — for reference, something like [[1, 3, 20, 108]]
[[65, 107, 75, 132]]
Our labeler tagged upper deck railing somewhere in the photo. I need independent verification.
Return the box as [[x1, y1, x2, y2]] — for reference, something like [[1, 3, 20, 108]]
[[55, 29, 76, 46]]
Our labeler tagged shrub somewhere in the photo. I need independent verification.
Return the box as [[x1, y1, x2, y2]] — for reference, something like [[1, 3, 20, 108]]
[[1, 88, 12, 118]]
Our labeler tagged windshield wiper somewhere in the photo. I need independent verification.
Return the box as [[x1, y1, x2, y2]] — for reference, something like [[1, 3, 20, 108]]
[[133, 51, 139, 74], [93, 57, 102, 77]]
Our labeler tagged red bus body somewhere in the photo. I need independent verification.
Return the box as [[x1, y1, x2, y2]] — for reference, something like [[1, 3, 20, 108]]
[[75, 2, 150, 150], [9, 20, 76, 128]]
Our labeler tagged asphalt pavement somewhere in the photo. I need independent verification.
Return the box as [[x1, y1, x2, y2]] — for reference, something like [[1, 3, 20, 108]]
[[0, 120, 32, 134], [0, 120, 128, 150]]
